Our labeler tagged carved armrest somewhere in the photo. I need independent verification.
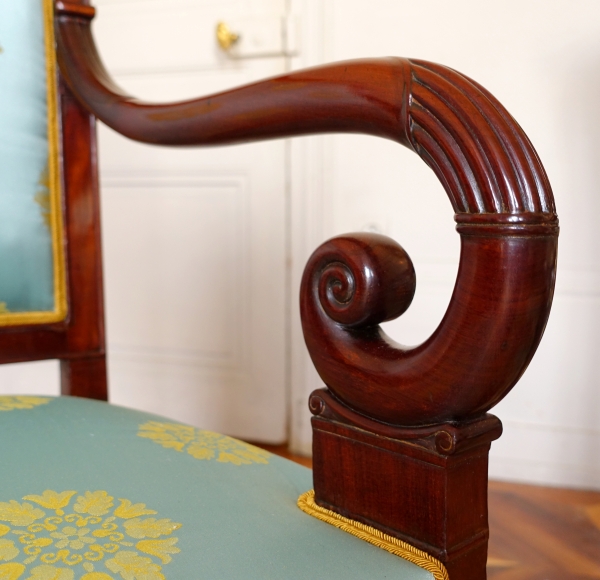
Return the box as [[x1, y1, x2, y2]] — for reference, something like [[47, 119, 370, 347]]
[[55, 3, 558, 577], [55, 9, 557, 427]]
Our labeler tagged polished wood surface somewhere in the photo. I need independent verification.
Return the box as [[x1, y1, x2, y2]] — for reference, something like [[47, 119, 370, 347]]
[[55, 1, 95, 19], [301, 230, 557, 425], [60, 354, 107, 400], [0, 76, 107, 400], [487, 481, 600, 580], [310, 388, 502, 579], [262, 444, 600, 580]]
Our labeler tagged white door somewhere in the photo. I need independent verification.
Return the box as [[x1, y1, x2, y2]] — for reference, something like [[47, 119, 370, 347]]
[[92, 0, 291, 442]]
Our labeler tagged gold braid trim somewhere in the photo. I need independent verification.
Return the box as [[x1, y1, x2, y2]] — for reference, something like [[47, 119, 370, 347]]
[[298, 490, 449, 580], [44, 0, 68, 324], [0, 0, 67, 327]]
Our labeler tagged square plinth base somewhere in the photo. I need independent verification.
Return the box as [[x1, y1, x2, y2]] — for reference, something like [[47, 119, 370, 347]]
[[312, 411, 502, 580]]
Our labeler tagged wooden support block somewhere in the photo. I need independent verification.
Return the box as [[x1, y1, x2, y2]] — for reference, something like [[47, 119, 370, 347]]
[[310, 388, 502, 580], [61, 355, 107, 400]]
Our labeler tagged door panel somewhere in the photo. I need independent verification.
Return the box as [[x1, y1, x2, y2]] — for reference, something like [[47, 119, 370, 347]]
[[93, 0, 289, 441]]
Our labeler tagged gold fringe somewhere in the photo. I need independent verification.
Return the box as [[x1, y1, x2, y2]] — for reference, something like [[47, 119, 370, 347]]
[[0, 0, 67, 327], [298, 491, 449, 580]]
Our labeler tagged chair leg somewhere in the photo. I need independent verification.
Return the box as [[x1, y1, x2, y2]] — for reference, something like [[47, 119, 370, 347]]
[[60, 355, 108, 400], [310, 389, 502, 580]]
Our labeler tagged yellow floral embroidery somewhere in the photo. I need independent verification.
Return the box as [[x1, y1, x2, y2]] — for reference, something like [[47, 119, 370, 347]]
[[137, 422, 270, 465], [34, 165, 52, 231], [28, 565, 73, 580], [0, 491, 180, 579], [113, 501, 156, 521], [0, 540, 19, 562], [51, 527, 95, 550], [105, 551, 164, 580], [134, 540, 179, 565], [0, 502, 44, 527], [122, 519, 180, 540], [0, 398, 50, 412], [73, 492, 114, 517], [136, 423, 193, 453], [22, 493, 76, 517], [0, 563, 25, 580]]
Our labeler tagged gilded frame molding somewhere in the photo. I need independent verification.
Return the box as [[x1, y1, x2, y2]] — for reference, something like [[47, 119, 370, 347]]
[[0, 0, 68, 327]]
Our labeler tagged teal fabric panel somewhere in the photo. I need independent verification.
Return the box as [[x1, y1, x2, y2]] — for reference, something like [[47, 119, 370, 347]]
[[0, 396, 434, 579], [0, 0, 54, 313]]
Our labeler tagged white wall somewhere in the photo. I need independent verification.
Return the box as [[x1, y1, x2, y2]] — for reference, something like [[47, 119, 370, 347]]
[[91, 0, 291, 442], [288, 0, 600, 490]]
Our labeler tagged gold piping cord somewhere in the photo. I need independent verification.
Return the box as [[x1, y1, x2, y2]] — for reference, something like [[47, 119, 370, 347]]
[[0, 0, 68, 327], [298, 491, 449, 580]]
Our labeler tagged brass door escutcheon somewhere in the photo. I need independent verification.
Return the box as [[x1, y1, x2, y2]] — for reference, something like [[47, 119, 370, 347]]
[[216, 22, 240, 51]]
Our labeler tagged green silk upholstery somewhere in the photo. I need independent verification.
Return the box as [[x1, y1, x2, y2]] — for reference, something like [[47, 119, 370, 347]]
[[0, 396, 434, 579], [0, 0, 65, 324]]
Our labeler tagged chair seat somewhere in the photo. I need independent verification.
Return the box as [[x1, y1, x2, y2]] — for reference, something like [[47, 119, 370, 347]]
[[0, 396, 434, 580]]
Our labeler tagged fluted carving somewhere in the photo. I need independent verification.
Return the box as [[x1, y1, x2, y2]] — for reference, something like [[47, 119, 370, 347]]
[[407, 60, 554, 215]]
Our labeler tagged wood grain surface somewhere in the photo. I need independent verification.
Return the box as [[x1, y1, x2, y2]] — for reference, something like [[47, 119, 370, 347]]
[[487, 481, 600, 580], [261, 444, 600, 580]]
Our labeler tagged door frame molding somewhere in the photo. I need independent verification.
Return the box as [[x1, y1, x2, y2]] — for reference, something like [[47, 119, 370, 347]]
[[287, 0, 331, 454]]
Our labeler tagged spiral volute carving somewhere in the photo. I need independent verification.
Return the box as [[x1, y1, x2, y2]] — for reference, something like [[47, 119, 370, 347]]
[[313, 234, 416, 329]]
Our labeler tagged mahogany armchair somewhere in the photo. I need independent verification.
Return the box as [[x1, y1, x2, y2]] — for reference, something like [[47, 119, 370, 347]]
[[0, 0, 558, 579]]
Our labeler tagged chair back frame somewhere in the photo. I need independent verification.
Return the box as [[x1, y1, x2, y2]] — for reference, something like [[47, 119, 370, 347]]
[[0, 58, 107, 400]]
